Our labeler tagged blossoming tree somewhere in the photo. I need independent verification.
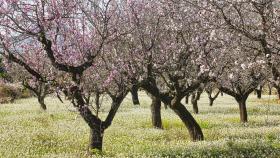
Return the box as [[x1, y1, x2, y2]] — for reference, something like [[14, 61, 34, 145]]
[[0, 0, 131, 152]]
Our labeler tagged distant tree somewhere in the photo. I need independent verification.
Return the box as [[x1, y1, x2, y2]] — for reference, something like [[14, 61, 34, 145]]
[[212, 0, 280, 99], [3, 53, 56, 110], [205, 82, 220, 106], [190, 85, 204, 114]]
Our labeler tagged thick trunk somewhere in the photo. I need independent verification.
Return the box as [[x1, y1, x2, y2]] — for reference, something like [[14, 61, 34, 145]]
[[131, 85, 140, 105], [237, 99, 248, 123], [171, 102, 204, 141], [89, 126, 104, 152], [78, 106, 104, 152], [191, 94, 199, 114], [38, 96, 47, 110], [141, 80, 203, 141], [221, 92, 224, 96], [73, 87, 104, 152], [151, 95, 163, 129]]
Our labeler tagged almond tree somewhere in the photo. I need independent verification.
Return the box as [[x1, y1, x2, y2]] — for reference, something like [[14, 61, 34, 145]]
[[190, 84, 204, 114], [212, 0, 280, 99], [205, 82, 220, 106], [209, 32, 267, 123], [124, 0, 218, 140], [0, 0, 130, 152], [190, 0, 270, 123], [3, 50, 57, 110]]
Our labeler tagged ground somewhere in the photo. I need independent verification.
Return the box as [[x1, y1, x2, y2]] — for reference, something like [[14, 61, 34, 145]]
[[0, 93, 280, 158]]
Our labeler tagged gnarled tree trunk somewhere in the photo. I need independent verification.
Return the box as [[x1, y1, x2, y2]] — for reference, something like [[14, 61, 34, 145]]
[[38, 96, 47, 110], [72, 86, 105, 152], [191, 93, 199, 114], [207, 90, 220, 106], [78, 105, 104, 152], [131, 85, 140, 105], [89, 124, 104, 152], [141, 80, 204, 141], [235, 98, 248, 123], [191, 89, 202, 114], [22, 80, 48, 110], [171, 102, 204, 141], [151, 95, 163, 129]]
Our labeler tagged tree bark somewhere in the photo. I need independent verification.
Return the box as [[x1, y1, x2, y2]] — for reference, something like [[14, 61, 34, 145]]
[[268, 84, 272, 95], [151, 95, 163, 129], [256, 89, 262, 99], [185, 94, 189, 104], [22, 80, 48, 110], [141, 80, 204, 141], [255, 86, 262, 99], [207, 91, 220, 106], [191, 89, 202, 114], [38, 96, 47, 110], [72, 86, 105, 152], [131, 85, 140, 105], [171, 102, 204, 141], [209, 98, 214, 106], [236, 99, 248, 123], [89, 125, 104, 152], [191, 93, 199, 114], [277, 87, 280, 100]]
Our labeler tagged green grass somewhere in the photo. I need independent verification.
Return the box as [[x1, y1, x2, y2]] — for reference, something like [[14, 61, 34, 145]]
[[0, 93, 280, 157]]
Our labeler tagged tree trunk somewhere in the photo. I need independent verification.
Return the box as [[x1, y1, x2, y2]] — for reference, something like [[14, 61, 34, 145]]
[[255, 86, 262, 99], [277, 87, 280, 100], [131, 85, 140, 105], [151, 95, 163, 129], [73, 86, 104, 152], [268, 84, 272, 95], [256, 89, 262, 99], [207, 91, 219, 106], [89, 126, 104, 152], [221, 92, 223, 96], [163, 103, 168, 109], [191, 88, 203, 113], [191, 93, 199, 114], [196, 89, 203, 100], [141, 81, 203, 141], [38, 96, 47, 110], [237, 99, 248, 123], [209, 98, 214, 106], [171, 102, 204, 141], [185, 94, 189, 104]]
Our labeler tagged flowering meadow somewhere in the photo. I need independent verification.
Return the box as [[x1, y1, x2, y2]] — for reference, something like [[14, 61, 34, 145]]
[[0, 93, 280, 158]]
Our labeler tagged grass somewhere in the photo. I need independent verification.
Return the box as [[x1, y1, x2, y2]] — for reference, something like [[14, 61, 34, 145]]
[[0, 93, 280, 157]]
